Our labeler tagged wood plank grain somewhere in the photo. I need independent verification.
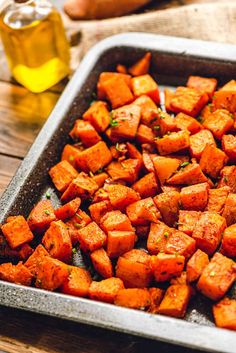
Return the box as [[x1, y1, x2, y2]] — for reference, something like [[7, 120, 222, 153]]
[[0, 155, 21, 196], [0, 81, 59, 158], [0, 306, 202, 353]]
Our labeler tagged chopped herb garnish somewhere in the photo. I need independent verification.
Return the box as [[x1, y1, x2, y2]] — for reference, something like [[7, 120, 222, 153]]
[[96, 168, 103, 174], [74, 223, 82, 229], [44, 210, 50, 215], [175, 252, 179, 257], [89, 171, 94, 177], [223, 176, 228, 183], [72, 248, 77, 254], [180, 161, 190, 168], [89, 100, 95, 106], [154, 136, 161, 141], [130, 112, 133, 117], [69, 155, 74, 162], [121, 118, 128, 122], [110, 111, 119, 127], [210, 271, 215, 277], [46, 192, 51, 199], [115, 143, 124, 152], [75, 213, 83, 220], [153, 125, 160, 130], [164, 232, 169, 238], [156, 237, 162, 243]]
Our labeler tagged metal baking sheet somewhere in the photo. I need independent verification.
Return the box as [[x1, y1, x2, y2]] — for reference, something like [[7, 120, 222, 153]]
[[0, 33, 236, 353]]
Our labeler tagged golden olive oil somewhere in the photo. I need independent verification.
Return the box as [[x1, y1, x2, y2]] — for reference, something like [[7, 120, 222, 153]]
[[0, 0, 70, 92]]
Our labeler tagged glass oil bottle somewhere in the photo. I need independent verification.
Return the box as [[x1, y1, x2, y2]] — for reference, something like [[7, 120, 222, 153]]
[[0, 0, 70, 92]]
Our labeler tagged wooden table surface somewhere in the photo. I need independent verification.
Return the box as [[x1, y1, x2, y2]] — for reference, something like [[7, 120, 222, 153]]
[[0, 0, 219, 352]]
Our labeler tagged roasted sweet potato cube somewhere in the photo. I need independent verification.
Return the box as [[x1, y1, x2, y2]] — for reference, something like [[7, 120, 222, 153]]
[[0, 262, 33, 286], [132, 172, 159, 198], [61, 144, 81, 168], [175, 112, 202, 134], [131, 74, 160, 104], [218, 166, 236, 193], [106, 159, 141, 184], [155, 131, 190, 155], [92, 172, 109, 188], [97, 72, 132, 101], [180, 182, 209, 211], [189, 129, 216, 160], [115, 288, 151, 310], [203, 109, 234, 140], [170, 86, 208, 117], [186, 249, 209, 282], [35, 256, 68, 291], [90, 248, 113, 278], [109, 104, 141, 140], [126, 197, 160, 226], [27, 200, 56, 233], [69, 120, 101, 147], [212, 91, 236, 114], [142, 152, 155, 173], [166, 230, 196, 259], [54, 198, 81, 220], [65, 210, 92, 245], [151, 253, 185, 282], [128, 52, 151, 76], [187, 76, 217, 99], [61, 172, 98, 202], [199, 144, 231, 180], [220, 80, 236, 92], [221, 224, 236, 258], [136, 124, 155, 144], [61, 266, 92, 297], [148, 287, 165, 313], [134, 95, 158, 126], [167, 163, 207, 185], [153, 191, 180, 227], [18, 243, 33, 261], [206, 186, 230, 213], [151, 109, 177, 136], [222, 134, 236, 162], [1, 215, 34, 249], [221, 193, 236, 226], [192, 212, 226, 255], [116, 249, 152, 288], [107, 231, 136, 258], [76, 222, 107, 252], [88, 277, 124, 303], [153, 155, 181, 185], [100, 210, 134, 233], [178, 210, 202, 236], [76, 141, 112, 173], [83, 101, 110, 132], [170, 271, 188, 285], [106, 184, 140, 211], [24, 244, 49, 276], [42, 220, 72, 263], [197, 252, 236, 300], [158, 284, 191, 318], [89, 200, 113, 224], [49, 160, 78, 193], [213, 297, 236, 331], [126, 142, 142, 161], [147, 222, 173, 255], [102, 75, 134, 109], [164, 88, 174, 112]]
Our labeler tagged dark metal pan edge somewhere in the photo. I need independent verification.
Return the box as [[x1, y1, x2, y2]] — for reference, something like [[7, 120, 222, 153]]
[[0, 33, 236, 352]]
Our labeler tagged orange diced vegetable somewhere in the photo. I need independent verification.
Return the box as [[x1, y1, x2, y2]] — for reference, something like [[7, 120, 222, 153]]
[[212, 91, 236, 114], [180, 182, 209, 211], [116, 64, 127, 74], [49, 160, 78, 192], [55, 197, 81, 220], [107, 231, 136, 258], [89, 200, 113, 224], [88, 277, 124, 303], [128, 52, 151, 76], [90, 248, 113, 278], [76, 221, 107, 252], [165, 230, 196, 259], [206, 186, 230, 213], [187, 76, 217, 99], [131, 74, 160, 104], [97, 72, 131, 101], [213, 297, 236, 331], [203, 109, 234, 140], [151, 253, 185, 282], [178, 210, 202, 236], [155, 131, 190, 155], [189, 129, 216, 160], [167, 163, 207, 185], [106, 159, 141, 184], [158, 284, 191, 318], [102, 75, 134, 109], [106, 184, 140, 211], [153, 191, 180, 227], [116, 249, 152, 288], [132, 172, 159, 198], [115, 288, 151, 309], [136, 124, 155, 144], [0, 262, 33, 286], [126, 197, 160, 226], [164, 88, 174, 112], [28, 200, 56, 233], [186, 249, 209, 282], [148, 287, 165, 313], [147, 221, 172, 255], [100, 210, 134, 233], [83, 101, 110, 132], [69, 120, 101, 147], [134, 95, 158, 126], [61, 144, 81, 168], [24, 244, 49, 276], [61, 266, 92, 297], [153, 155, 181, 185], [197, 252, 236, 300], [65, 210, 92, 245], [1, 215, 34, 249], [221, 224, 236, 258], [222, 134, 236, 162], [192, 212, 226, 255], [218, 166, 236, 193], [175, 112, 202, 134], [42, 220, 72, 263], [61, 172, 98, 202]]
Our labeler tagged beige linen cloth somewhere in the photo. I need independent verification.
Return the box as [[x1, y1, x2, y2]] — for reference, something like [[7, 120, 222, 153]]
[[64, 0, 236, 68]]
